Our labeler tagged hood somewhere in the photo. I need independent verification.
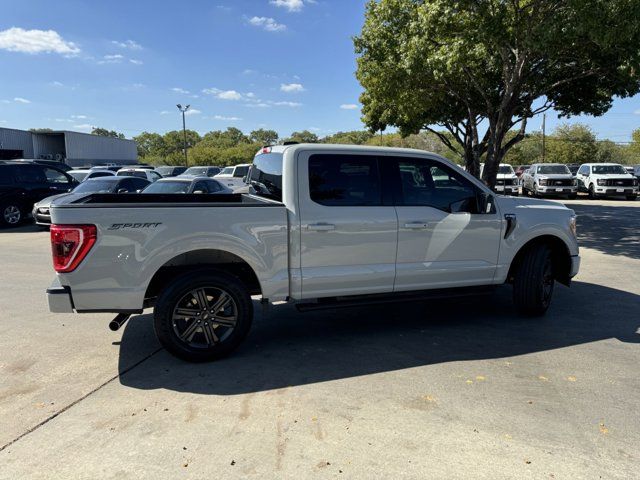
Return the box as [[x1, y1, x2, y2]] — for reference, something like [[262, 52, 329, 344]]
[[590, 172, 634, 179], [34, 193, 75, 209], [497, 195, 573, 213]]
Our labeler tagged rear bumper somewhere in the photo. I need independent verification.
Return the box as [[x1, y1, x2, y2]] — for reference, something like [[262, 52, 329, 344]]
[[47, 281, 75, 313]]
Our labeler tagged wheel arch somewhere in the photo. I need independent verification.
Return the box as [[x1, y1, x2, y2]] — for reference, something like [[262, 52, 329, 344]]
[[144, 249, 262, 303], [507, 235, 572, 286]]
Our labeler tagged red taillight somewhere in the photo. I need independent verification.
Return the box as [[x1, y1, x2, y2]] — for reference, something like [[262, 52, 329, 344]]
[[261, 146, 272, 154], [50, 225, 97, 273]]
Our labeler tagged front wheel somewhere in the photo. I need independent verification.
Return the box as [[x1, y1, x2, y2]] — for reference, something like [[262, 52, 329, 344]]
[[153, 271, 253, 362], [513, 245, 555, 316], [588, 184, 597, 199]]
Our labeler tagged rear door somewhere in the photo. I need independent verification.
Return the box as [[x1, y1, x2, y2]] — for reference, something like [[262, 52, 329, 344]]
[[391, 156, 502, 291], [298, 152, 398, 299]]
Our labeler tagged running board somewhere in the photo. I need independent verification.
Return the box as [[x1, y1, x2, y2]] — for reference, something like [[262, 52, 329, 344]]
[[295, 286, 495, 312]]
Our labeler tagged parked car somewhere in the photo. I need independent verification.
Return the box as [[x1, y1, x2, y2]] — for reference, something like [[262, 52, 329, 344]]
[[479, 163, 519, 196], [141, 177, 232, 194], [116, 168, 162, 182], [180, 166, 222, 178], [631, 165, 640, 181], [89, 165, 125, 173], [1, 158, 73, 172], [67, 169, 116, 183], [514, 165, 531, 181], [567, 164, 580, 177], [214, 164, 251, 190], [0, 162, 78, 227], [576, 163, 638, 200], [46, 144, 580, 362], [521, 163, 577, 199], [154, 166, 188, 178], [33, 176, 150, 226]]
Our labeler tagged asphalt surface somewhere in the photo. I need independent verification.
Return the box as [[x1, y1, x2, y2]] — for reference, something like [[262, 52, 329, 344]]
[[0, 198, 639, 479]]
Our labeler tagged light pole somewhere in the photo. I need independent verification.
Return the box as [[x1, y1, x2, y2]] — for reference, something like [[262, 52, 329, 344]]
[[177, 104, 190, 167]]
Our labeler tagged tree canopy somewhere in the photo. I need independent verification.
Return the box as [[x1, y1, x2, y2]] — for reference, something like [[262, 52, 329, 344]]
[[91, 127, 125, 139], [355, 0, 640, 187]]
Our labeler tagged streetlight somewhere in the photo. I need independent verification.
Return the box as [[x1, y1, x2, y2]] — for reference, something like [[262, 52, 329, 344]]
[[177, 104, 190, 167]]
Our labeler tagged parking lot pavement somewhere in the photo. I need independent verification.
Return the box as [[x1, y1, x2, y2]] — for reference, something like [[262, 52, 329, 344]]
[[1, 199, 639, 479]]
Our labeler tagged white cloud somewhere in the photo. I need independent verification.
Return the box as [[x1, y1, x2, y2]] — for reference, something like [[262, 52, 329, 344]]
[[111, 39, 142, 50], [280, 83, 305, 93], [203, 87, 244, 100], [160, 110, 170, 115], [245, 92, 256, 98], [634, 109, 640, 115], [244, 102, 270, 108], [172, 87, 190, 94], [270, 0, 305, 12], [129, 59, 143, 65], [184, 108, 201, 116], [50, 81, 64, 87], [248, 16, 286, 32], [271, 101, 302, 107], [0, 27, 80, 55], [71, 114, 87, 119], [73, 124, 93, 131], [14, 97, 31, 104], [340, 104, 359, 110], [98, 54, 123, 64], [213, 115, 242, 121]]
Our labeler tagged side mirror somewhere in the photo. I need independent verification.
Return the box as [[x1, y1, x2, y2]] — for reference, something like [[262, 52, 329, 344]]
[[477, 191, 494, 214], [193, 190, 205, 194], [117, 188, 128, 194]]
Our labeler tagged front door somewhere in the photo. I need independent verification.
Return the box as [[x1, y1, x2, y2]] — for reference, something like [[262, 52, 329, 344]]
[[391, 156, 502, 291], [297, 152, 398, 299]]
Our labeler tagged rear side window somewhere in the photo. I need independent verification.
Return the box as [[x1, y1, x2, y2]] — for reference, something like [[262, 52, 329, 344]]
[[15, 165, 46, 183], [0, 166, 15, 185], [309, 154, 382, 206]]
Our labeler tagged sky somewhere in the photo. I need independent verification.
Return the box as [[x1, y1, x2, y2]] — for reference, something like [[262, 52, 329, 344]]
[[1, 0, 640, 142]]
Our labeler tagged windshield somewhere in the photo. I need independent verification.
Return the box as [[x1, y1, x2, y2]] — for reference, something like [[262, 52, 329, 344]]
[[69, 171, 88, 182], [592, 165, 627, 175], [142, 181, 190, 193], [250, 153, 283, 201], [499, 165, 515, 174], [184, 167, 208, 176], [72, 180, 117, 193], [538, 165, 570, 175]]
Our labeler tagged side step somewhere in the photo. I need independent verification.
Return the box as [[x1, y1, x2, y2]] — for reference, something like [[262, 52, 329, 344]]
[[295, 286, 495, 312]]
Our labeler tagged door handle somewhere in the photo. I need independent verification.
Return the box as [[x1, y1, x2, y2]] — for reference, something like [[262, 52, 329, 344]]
[[404, 222, 430, 230], [308, 223, 335, 231]]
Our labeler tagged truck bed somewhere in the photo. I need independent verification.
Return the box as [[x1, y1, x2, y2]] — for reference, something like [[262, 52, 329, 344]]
[[61, 192, 281, 207]]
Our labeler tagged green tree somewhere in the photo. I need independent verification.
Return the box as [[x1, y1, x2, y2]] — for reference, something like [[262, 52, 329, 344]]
[[628, 128, 640, 162], [250, 129, 279, 145], [322, 130, 374, 145], [546, 124, 597, 165], [91, 127, 125, 139], [133, 132, 166, 158], [29, 128, 54, 133], [595, 140, 627, 164], [201, 128, 250, 149], [355, 0, 640, 188], [286, 130, 319, 143]]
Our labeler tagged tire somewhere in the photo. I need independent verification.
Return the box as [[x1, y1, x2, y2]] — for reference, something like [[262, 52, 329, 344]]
[[513, 244, 555, 316], [588, 184, 597, 199], [153, 270, 253, 362], [532, 184, 540, 198], [626, 195, 637, 201], [0, 201, 23, 227]]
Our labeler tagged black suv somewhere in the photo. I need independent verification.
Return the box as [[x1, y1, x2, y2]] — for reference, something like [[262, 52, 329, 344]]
[[0, 162, 78, 227]]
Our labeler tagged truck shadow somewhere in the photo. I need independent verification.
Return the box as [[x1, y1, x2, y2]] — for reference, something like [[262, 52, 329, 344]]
[[117, 281, 640, 395], [570, 203, 640, 260]]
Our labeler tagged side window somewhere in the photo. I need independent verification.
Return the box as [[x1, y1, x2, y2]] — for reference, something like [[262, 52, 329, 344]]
[[44, 168, 70, 184], [206, 180, 221, 192], [0, 166, 15, 185], [116, 179, 135, 192], [193, 181, 209, 193], [233, 166, 249, 178], [149, 171, 162, 181], [309, 154, 382, 206], [15, 165, 46, 183], [132, 179, 149, 191], [395, 158, 480, 213]]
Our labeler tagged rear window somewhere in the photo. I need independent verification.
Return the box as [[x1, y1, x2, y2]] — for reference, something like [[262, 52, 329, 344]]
[[184, 167, 208, 176], [73, 180, 117, 193], [117, 170, 147, 179], [250, 153, 283, 201], [143, 181, 191, 193], [309, 154, 382, 206]]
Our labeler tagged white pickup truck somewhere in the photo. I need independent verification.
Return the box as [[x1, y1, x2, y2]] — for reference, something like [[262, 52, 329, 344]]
[[46, 144, 580, 362]]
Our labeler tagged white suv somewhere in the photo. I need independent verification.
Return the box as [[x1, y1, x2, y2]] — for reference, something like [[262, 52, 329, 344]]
[[576, 163, 638, 200], [214, 164, 251, 190], [522, 163, 577, 199], [480, 163, 519, 196]]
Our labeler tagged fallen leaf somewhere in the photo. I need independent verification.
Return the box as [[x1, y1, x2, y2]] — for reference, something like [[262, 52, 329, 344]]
[[567, 376, 577, 382], [476, 376, 486, 381], [599, 422, 609, 435], [538, 375, 549, 382]]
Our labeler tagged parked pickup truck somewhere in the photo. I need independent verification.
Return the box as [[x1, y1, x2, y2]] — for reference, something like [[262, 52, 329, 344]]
[[46, 144, 580, 362]]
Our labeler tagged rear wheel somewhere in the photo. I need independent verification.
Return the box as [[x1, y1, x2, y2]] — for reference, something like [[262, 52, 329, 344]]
[[513, 245, 555, 316], [153, 271, 253, 362], [0, 201, 23, 227]]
